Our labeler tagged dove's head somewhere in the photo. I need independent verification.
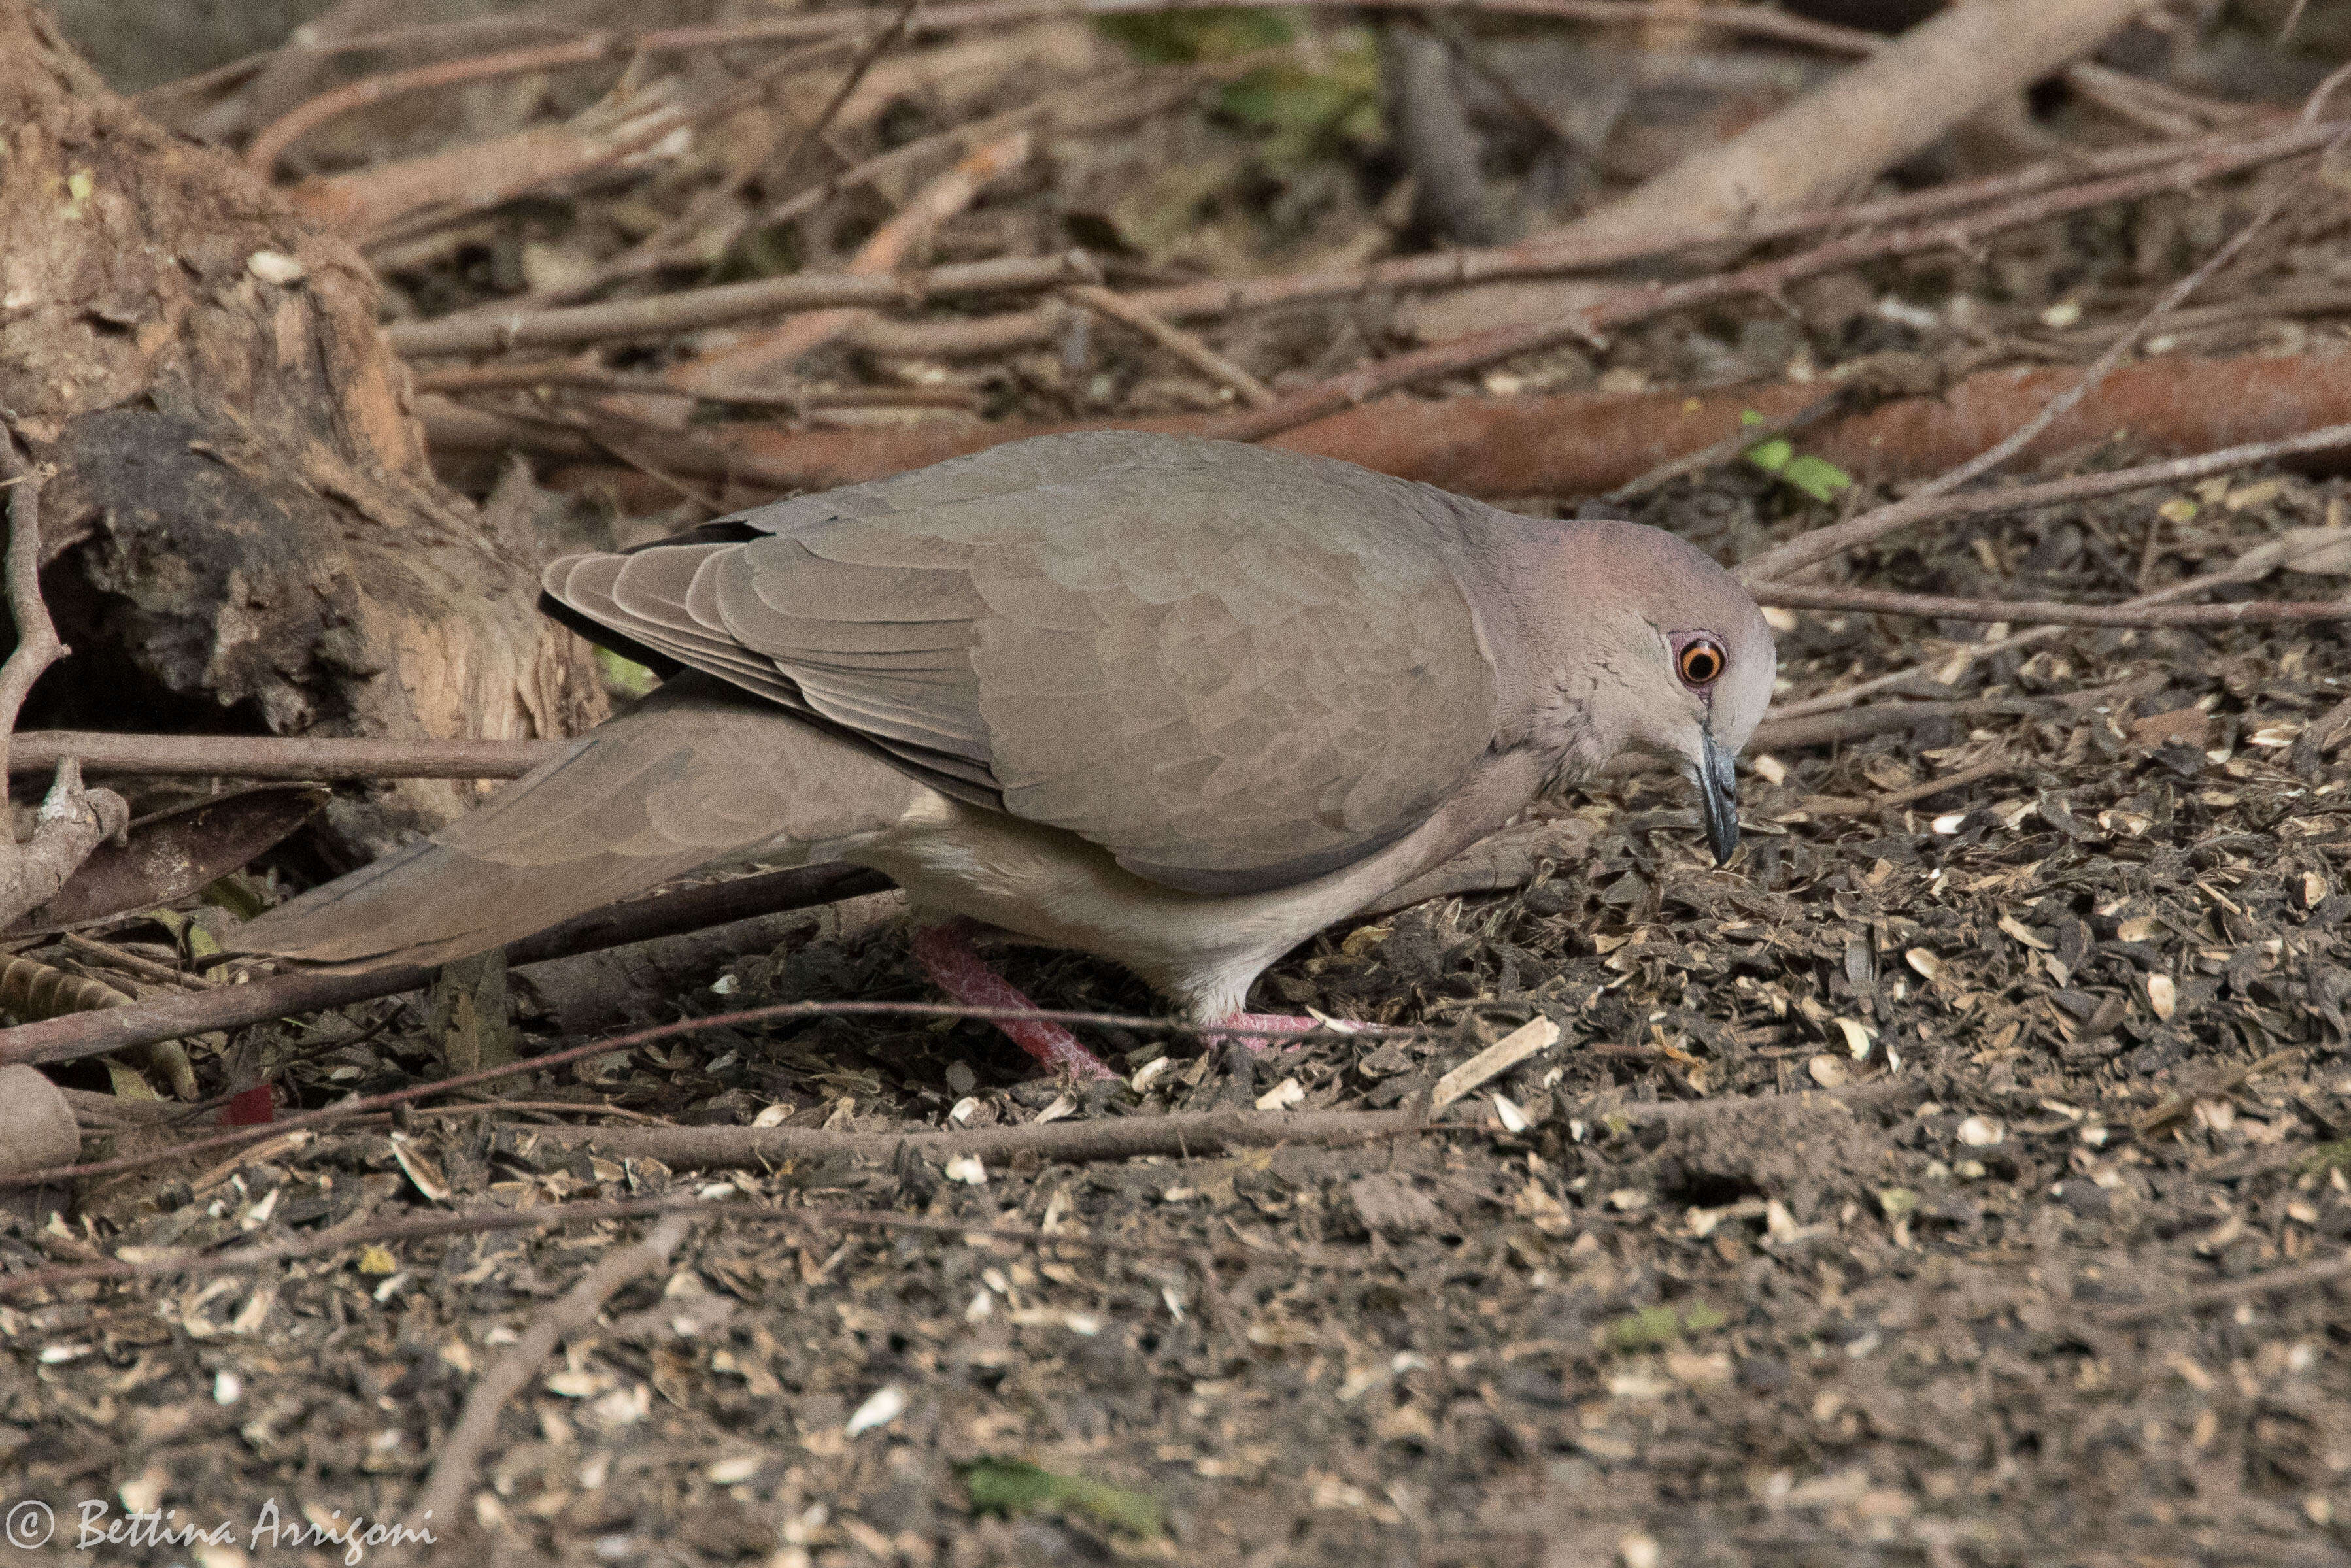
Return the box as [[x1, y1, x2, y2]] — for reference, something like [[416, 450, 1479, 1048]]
[[1498, 517, 1776, 865]]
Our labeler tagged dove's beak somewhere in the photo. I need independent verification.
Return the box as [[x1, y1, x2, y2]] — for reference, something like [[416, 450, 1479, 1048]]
[[1695, 730, 1740, 866]]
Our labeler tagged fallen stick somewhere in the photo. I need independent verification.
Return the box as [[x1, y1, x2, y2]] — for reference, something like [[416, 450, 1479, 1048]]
[[2101, 1249, 2351, 1326], [1738, 419, 2351, 584], [1750, 583, 2351, 628], [522, 1105, 1426, 1170], [10, 697, 2060, 786], [2, 998, 1426, 1192], [843, 120, 2332, 363], [0, 437, 128, 927], [1748, 696, 2067, 750], [12, 731, 556, 779], [539, 1073, 1935, 1174], [1208, 126, 2339, 446], [1793, 756, 2023, 817], [0, 863, 888, 1071], [384, 252, 1099, 359], [1062, 282, 1277, 408], [1768, 525, 2351, 718], [1410, 0, 2148, 339], [403, 118, 2343, 369], [677, 129, 1035, 386], [405, 1213, 693, 1543]]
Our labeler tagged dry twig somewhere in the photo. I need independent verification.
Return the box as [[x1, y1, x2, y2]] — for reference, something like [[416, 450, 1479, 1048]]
[[1204, 123, 2346, 446], [0, 992, 1417, 1186], [385, 252, 1096, 359], [10, 730, 554, 779], [678, 129, 1037, 386], [557, 0, 924, 303], [0, 432, 127, 929], [1061, 284, 1278, 408], [1750, 583, 2351, 628], [407, 1213, 694, 1539], [1737, 420, 2351, 585]]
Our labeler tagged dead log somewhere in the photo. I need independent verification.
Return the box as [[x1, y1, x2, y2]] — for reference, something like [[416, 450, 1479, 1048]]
[[0, 1, 603, 858]]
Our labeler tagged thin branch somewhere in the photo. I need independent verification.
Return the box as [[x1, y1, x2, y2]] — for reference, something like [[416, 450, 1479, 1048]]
[[135, 16, 594, 112], [1736, 420, 2351, 584], [2101, 1250, 2351, 1326], [408, 1214, 694, 1539], [1906, 197, 2280, 504], [1794, 755, 2021, 817], [557, 0, 923, 305], [1751, 582, 2351, 627], [384, 252, 1097, 358], [1768, 520, 2351, 718], [0, 862, 887, 1081], [517, 1103, 1438, 1171], [349, 36, 862, 250], [0, 430, 62, 767], [413, 360, 981, 412], [10, 730, 556, 778], [0, 990, 1420, 1180], [1194, 119, 2350, 446], [1748, 695, 2081, 752], [0, 431, 128, 927], [1062, 284, 1279, 407], [0, 1181, 1394, 1303]]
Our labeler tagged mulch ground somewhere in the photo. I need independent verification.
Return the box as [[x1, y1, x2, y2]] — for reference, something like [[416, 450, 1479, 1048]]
[[15, 456, 2351, 1567]]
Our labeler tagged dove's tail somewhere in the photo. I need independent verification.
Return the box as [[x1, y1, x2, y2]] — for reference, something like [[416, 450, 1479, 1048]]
[[233, 676, 924, 973]]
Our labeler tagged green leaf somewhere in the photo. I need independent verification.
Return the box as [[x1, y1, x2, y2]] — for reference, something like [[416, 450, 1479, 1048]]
[[595, 646, 660, 700], [1779, 454, 1853, 503], [1740, 419, 1852, 502], [1095, 7, 1295, 63], [1602, 1301, 1727, 1351], [962, 1460, 1164, 1537], [201, 875, 267, 922]]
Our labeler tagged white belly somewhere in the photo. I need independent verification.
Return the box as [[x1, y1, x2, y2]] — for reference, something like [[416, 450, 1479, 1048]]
[[844, 793, 1425, 1020]]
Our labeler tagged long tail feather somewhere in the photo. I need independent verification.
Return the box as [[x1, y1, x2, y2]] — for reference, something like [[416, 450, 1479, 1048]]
[[234, 676, 922, 972]]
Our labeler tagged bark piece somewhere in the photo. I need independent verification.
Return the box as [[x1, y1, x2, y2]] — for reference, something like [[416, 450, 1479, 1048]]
[[0, 0, 603, 857]]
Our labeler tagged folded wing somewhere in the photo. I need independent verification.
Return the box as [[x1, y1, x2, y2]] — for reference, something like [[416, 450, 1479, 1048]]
[[544, 433, 1502, 895]]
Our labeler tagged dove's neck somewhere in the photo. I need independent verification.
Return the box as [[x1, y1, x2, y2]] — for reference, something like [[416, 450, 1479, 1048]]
[[1451, 512, 1642, 789]]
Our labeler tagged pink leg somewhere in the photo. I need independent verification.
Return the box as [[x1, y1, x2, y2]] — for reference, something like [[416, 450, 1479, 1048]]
[[1201, 1012, 1367, 1053], [911, 920, 1117, 1081]]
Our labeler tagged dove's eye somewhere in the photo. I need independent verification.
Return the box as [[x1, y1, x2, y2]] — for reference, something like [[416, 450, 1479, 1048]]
[[1676, 637, 1725, 689]]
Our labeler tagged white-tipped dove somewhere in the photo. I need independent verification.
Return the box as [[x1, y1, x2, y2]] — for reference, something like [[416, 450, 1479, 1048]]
[[237, 433, 1773, 1078]]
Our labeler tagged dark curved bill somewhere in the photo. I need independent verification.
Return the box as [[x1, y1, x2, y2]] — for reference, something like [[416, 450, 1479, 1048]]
[[1697, 731, 1740, 865]]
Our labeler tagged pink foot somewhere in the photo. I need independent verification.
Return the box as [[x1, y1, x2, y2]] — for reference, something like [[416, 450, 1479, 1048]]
[[911, 919, 1117, 1081], [1201, 1012, 1367, 1053]]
